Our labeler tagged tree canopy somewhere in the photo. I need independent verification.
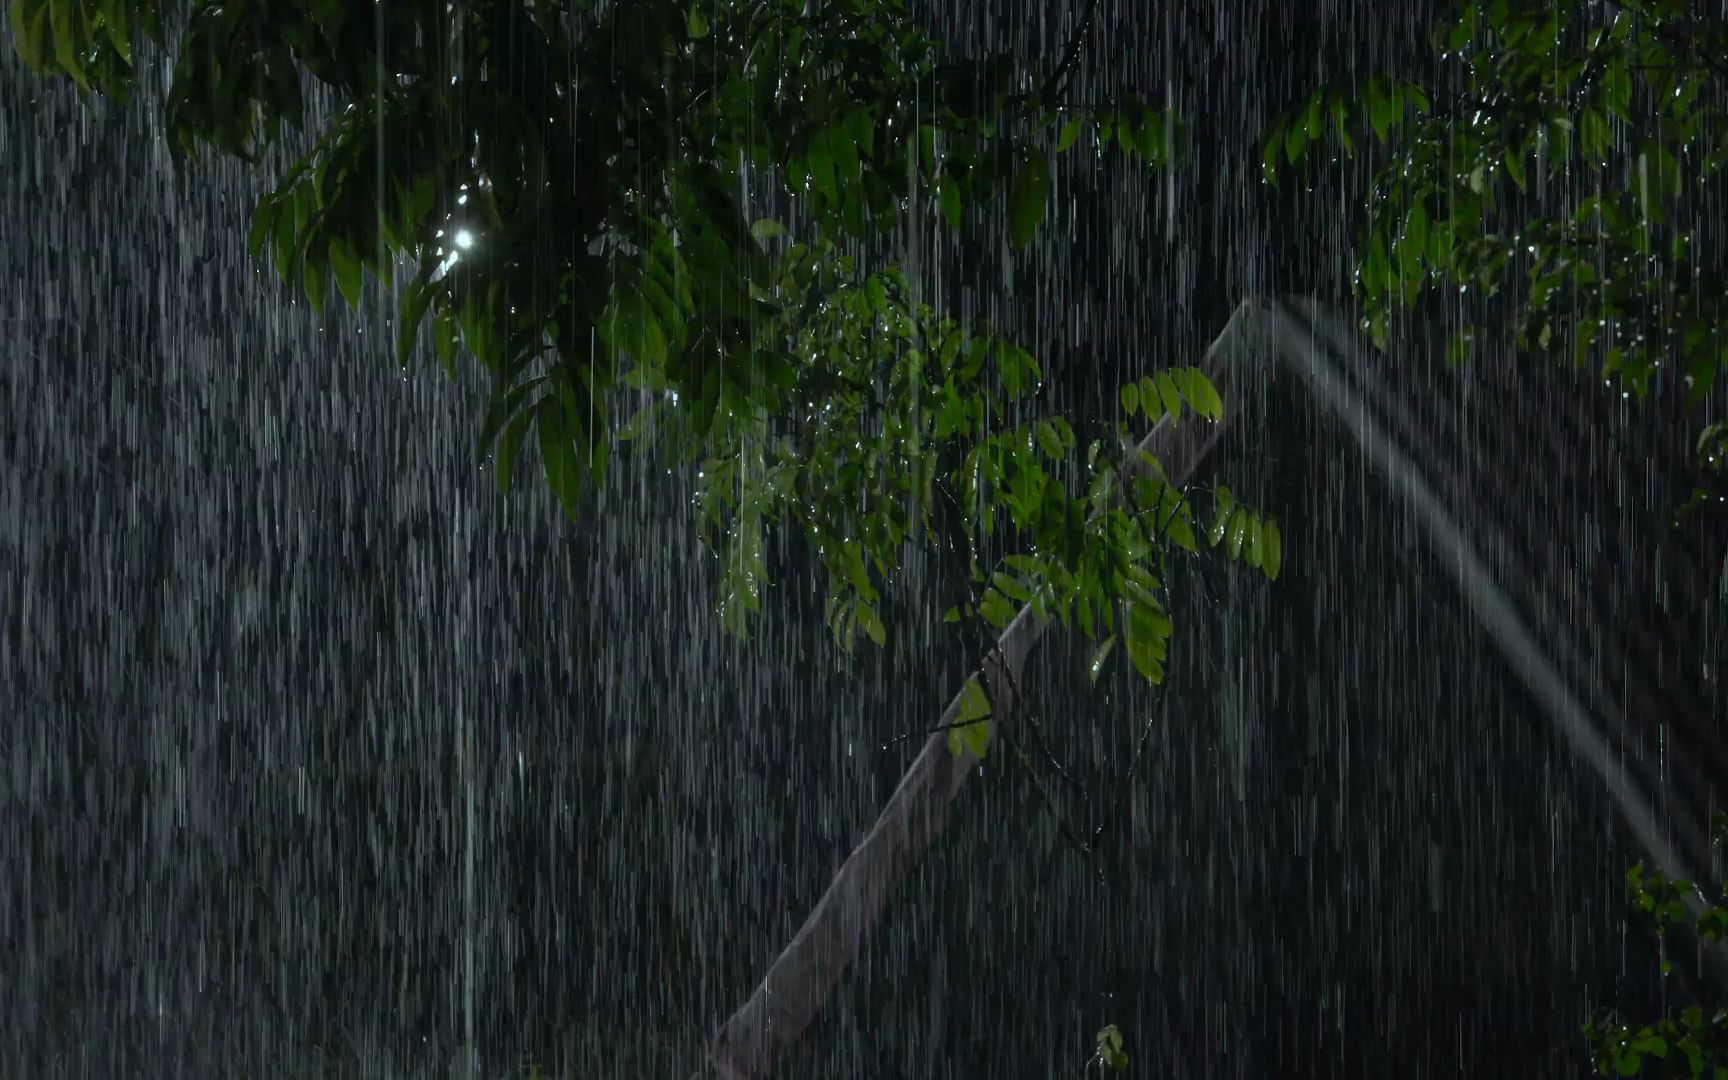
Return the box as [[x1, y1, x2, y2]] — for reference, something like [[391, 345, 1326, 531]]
[[9, 0, 1278, 737], [1267, 0, 1728, 517]]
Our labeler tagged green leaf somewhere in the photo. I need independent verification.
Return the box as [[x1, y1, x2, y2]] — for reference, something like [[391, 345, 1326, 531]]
[[1035, 419, 1065, 460], [1125, 619, 1164, 683], [750, 218, 787, 242], [1330, 93, 1355, 155], [302, 255, 328, 317], [102, 0, 132, 64], [1097, 1019, 1129, 1071], [1087, 635, 1117, 683], [49, 0, 89, 89], [493, 408, 534, 495], [1629, 1033, 1668, 1058], [991, 571, 1033, 604], [961, 716, 991, 758], [1162, 494, 1197, 551], [1226, 507, 1248, 559], [1171, 367, 1224, 421], [538, 399, 584, 520], [433, 313, 459, 369], [1137, 376, 1158, 418], [1504, 151, 1526, 191], [831, 114, 862, 195], [807, 127, 836, 202], [397, 266, 436, 366], [936, 177, 962, 230], [1008, 153, 1051, 249], [1367, 80, 1393, 141], [9, 0, 51, 71], [1284, 112, 1308, 164], [1262, 116, 1285, 185], [1304, 90, 1324, 141], [1135, 107, 1165, 164], [246, 203, 275, 264], [1261, 520, 1282, 580], [687, 5, 709, 39], [1154, 371, 1183, 423], [917, 124, 937, 178], [1404, 201, 1429, 265], [856, 599, 887, 647], [978, 586, 1018, 627], [1056, 115, 1083, 153], [948, 677, 994, 759], [329, 237, 363, 309], [956, 676, 992, 723], [1120, 380, 1141, 415]]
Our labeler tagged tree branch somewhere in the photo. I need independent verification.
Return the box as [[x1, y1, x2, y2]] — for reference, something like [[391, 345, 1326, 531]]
[[705, 299, 1266, 1080], [1035, 0, 1101, 106]]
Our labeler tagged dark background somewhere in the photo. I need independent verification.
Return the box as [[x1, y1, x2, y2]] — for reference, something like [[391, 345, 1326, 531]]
[[4, 2, 1720, 1076]]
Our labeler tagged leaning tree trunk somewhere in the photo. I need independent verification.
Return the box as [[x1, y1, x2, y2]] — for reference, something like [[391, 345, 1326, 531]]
[[705, 298, 1279, 1080]]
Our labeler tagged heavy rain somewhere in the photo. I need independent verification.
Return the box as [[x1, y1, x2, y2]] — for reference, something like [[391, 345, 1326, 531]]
[[3, 1, 1725, 1077]]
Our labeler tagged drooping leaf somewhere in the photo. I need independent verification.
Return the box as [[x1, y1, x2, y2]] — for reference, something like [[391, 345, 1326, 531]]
[[1120, 380, 1141, 415], [9, 0, 52, 72], [1087, 635, 1117, 683], [1056, 114, 1083, 153], [493, 408, 535, 495], [1008, 153, 1051, 249], [855, 599, 887, 647], [1261, 520, 1283, 580], [329, 236, 363, 309], [537, 397, 584, 520], [1154, 371, 1183, 424]]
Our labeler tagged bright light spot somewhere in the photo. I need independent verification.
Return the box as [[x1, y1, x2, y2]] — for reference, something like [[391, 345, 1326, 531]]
[[454, 230, 475, 250]]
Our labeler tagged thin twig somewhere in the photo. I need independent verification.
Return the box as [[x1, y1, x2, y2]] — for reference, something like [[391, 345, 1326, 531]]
[[1033, 0, 1102, 106], [1022, 709, 1087, 795], [1091, 703, 1160, 850], [1006, 733, 1095, 861], [879, 714, 992, 750]]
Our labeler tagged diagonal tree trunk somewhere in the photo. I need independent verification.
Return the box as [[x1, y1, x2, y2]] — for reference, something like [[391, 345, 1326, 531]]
[[706, 299, 1278, 1080]]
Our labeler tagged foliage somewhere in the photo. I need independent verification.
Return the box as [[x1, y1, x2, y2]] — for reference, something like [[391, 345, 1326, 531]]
[[676, 230, 1274, 723], [1088, 1022, 1129, 1072], [1265, 0, 1728, 505], [1583, 814, 1728, 1078], [11, 0, 1277, 725]]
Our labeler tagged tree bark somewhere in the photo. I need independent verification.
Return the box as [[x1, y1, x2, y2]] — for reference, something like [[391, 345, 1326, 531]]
[[706, 298, 1277, 1080]]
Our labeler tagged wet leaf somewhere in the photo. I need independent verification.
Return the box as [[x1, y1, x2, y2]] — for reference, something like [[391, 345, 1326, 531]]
[[1009, 153, 1051, 249]]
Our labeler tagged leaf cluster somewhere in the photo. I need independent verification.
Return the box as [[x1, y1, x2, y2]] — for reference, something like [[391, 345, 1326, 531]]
[[1584, 813, 1728, 1078], [1270, 0, 1728, 488], [664, 231, 1275, 758]]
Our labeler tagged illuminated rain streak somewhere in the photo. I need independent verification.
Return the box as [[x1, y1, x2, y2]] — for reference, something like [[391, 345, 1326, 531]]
[[3, 3, 1724, 1079]]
